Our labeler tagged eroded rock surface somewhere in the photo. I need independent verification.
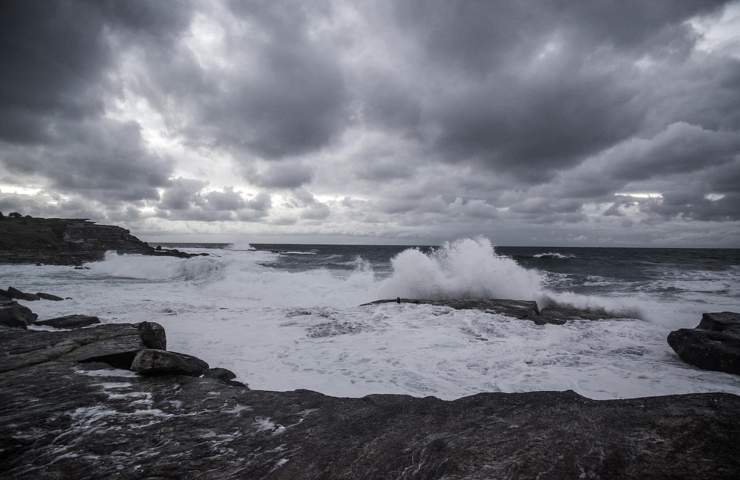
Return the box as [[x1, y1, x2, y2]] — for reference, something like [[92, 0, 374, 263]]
[[668, 312, 740, 375], [1, 309, 739, 478], [361, 298, 630, 325]]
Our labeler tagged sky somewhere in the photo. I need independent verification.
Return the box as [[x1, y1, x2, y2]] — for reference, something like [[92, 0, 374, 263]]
[[1, 0, 740, 247]]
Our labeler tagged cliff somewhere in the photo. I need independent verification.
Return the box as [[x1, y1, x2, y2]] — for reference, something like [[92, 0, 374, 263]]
[[0, 216, 199, 265]]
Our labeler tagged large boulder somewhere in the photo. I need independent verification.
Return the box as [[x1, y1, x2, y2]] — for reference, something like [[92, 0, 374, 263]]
[[131, 349, 209, 376], [0, 301, 37, 328], [35, 314, 100, 329], [668, 311, 740, 376]]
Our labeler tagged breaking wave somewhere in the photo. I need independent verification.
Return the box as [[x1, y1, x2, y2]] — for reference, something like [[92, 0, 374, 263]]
[[88, 252, 225, 283], [377, 237, 544, 301]]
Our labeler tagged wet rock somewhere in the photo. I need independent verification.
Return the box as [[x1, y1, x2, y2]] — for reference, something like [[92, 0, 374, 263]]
[[0, 322, 739, 478], [0, 302, 37, 329], [36, 292, 64, 301], [131, 349, 209, 376], [697, 311, 740, 334], [205, 367, 237, 382], [0, 322, 166, 372], [35, 314, 100, 329], [361, 298, 629, 325], [137, 321, 167, 350], [668, 312, 740, 376], [6, 287, 40, 301]]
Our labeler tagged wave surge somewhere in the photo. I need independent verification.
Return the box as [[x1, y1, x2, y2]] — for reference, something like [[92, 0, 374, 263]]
[[378, 238, 543, 300]]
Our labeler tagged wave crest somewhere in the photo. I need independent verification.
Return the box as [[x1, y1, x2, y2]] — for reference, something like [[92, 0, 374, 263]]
[[378, 237, 543, 300]]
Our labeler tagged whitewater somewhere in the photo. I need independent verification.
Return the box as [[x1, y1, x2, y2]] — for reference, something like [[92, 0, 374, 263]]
[[3, 237, 740, 400]]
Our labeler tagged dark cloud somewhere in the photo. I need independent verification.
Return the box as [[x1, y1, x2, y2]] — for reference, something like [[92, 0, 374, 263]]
[[157, 178, 271, 221], [0, 0, 193, 203], [251, 162, 314, 189], [1, 0, 739, 245]]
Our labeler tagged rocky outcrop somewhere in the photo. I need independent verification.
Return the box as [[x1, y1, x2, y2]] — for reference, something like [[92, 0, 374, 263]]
[[361, 298, 630, 325], [35, 314, 100, 329], [35, 292, 64, 301], [0, 303, 739, 478], [0, 301, 37, 328], [668, 312, 740, 375], [5, 287, 40, 301], [131, 349, 209, 376], [0, 216, 206, 265]]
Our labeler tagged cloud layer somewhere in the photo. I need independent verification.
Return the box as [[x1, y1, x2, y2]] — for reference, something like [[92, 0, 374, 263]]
[[1, 0, 739, 245]]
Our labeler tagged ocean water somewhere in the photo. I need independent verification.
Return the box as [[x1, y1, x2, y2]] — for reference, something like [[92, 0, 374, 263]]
[[3, 237, 740, 400]]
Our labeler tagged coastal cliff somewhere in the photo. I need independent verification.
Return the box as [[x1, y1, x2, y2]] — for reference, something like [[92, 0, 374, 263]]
[[0, 215, 199, 265]]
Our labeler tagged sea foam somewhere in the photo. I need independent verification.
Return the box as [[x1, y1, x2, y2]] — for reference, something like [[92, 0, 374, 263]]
[[377, 237, 544, 301]]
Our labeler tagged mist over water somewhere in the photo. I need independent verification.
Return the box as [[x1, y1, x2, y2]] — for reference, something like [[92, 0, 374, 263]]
[[4, 238, 740, 400]]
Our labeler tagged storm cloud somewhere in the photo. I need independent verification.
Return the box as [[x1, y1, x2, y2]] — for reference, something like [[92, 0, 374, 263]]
[[1, 0, 739, 245]]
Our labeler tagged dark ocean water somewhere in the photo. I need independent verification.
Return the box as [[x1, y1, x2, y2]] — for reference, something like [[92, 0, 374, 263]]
[[158, 242, 740, 301]]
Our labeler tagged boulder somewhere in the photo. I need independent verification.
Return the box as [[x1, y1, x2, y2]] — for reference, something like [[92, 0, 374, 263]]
[[204, 367, 237, 382], [36, 314, 100, 329], [0, 302, 37, 329], [36, 292, 64, 301], [697, 311, 740, 334], [0, 321, 167, 372], [668, 311, 740, 376], [6, 287, 40, 301], [131, 349, 209, 376]]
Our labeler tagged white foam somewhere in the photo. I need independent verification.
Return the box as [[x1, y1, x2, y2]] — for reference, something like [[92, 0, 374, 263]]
[[4, 237, 740, 401], [377, 237, 543, 301]]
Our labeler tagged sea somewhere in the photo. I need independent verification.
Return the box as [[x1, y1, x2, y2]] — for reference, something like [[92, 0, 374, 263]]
[[3, 237, 740, 400]]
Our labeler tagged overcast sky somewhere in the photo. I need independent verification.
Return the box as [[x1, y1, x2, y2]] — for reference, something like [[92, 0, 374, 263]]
[[1, 1, 740, 246]]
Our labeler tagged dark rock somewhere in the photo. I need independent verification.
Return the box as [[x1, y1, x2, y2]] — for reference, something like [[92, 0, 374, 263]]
[[697, 311, 740, 334], [0, 322, 739, 478], [36, 314, 100, 329], [36, 292, 64, 301], [361, 298, 630, 325], [0, 216, 203, 265], [6, 287, 40, 301], [137, 321, 167, 350], [668, 313, 740, 376], [205, 367, 237, 382], [0, 322, 166, 372], [0, 302, 37, 329], [131, 349, 209, 376]]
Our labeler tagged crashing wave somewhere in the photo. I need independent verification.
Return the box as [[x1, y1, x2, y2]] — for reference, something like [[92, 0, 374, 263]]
[[378, 237, 544, 301]]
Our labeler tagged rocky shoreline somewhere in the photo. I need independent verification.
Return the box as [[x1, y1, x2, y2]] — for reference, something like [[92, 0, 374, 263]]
[[1, 295, 740, 478], [0, 215, 204, 265]]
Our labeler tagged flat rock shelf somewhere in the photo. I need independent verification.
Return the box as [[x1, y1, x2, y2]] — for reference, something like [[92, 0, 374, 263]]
[[1, 319, 739, 478]]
